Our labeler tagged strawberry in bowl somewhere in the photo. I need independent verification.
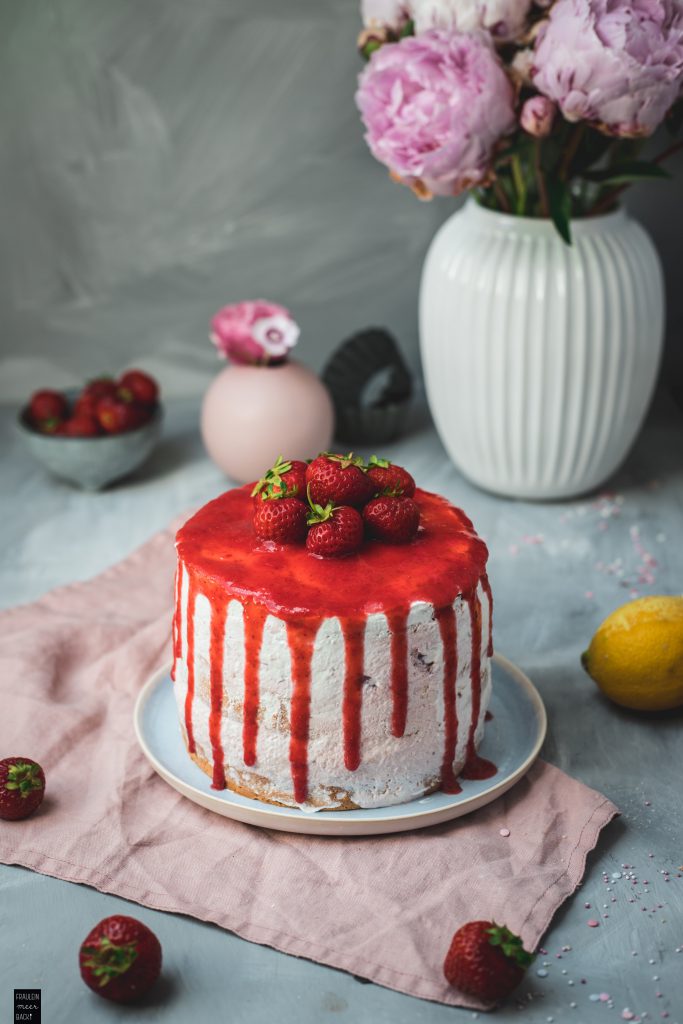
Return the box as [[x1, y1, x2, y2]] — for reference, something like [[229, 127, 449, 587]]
[[18, 371, 163, 490]]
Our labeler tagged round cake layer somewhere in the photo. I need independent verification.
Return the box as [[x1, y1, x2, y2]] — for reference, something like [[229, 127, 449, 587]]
[[172, 486, 494, 810]]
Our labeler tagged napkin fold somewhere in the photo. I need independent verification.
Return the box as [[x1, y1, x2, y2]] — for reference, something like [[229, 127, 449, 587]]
[[0, 526, 618, 1008]]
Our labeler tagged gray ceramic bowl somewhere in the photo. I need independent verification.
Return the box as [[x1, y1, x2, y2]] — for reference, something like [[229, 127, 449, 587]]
[[17, 392, 163, 491]]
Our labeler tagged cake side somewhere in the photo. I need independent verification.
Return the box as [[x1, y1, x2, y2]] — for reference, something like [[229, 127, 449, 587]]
[[172, 556, 493, 810]]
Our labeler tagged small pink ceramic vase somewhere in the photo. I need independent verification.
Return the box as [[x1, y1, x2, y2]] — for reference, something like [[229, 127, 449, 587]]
[[201, 301, 334, 483]]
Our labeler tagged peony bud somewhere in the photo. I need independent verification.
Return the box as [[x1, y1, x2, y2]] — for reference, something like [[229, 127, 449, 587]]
[[520, 95, 556, 137]]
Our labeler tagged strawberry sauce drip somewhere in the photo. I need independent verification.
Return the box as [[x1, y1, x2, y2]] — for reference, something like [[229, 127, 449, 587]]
[[287, 617, 322, 804], [481, 572, 494, 658], [242, 603, 268, 767], [341, 617, 366, 772], [387, 609, 409, 737], [170, 564, 183, 681], [184, 575, 198, 755], [208, 594, 228, 789], [176, 487, 492, 802], [436, 604, 461, 794], [461, 592, 497, 781]]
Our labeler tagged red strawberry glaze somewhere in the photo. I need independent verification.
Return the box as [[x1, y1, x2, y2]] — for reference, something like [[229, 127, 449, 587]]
[[208, 597, 228, 789], [460, 594, 497, 781], [287, 618, 322, 804], [175, 485, 494, 802], [341, 618, 366, 772], [386, 610, 409, 737], [170, 566, 183, 681], [184, 576, 199, 754], [242, 603, 268, 767], [436, 605, 461, 794], [481, 572, 494, 657]]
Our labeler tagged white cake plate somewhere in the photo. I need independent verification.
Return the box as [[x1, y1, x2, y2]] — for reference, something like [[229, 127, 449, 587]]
[[134, 653, 546, 837]]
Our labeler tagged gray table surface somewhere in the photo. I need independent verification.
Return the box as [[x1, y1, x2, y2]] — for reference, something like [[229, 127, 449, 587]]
[[2, 396, 682, 1024]]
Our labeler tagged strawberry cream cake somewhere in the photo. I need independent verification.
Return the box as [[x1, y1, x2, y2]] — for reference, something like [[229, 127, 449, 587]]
[[171, 454, 495, 810]]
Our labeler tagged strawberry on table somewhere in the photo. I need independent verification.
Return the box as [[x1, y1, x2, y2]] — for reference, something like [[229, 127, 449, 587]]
[[79, 915, 162, 1003], [366, 455, 416, 497], [306, 452, 373, 508], [117, 369, 159, 406], [363, 495, 420, 543], [29, 390, 68, 424], [306, 501, 363, 557], [0, 757, 46, 820], [443, 921, 534, 1003], [253, 495, 308, 543], [252, 455, 308, 502]]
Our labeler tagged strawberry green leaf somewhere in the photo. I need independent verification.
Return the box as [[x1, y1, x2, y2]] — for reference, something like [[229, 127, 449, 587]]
[[5, 762, 43, 797], [487, 925, 534, 970], [82, 936, 138, 986]]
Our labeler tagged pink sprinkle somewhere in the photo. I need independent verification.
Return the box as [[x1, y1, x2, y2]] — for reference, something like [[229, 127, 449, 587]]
[[587, 920, 600, 928], [622, 1011, 635, 1021], [599, 993, 610, 1002], [499, 828, 511, 837]]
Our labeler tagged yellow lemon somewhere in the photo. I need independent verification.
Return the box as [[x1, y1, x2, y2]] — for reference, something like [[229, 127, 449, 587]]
[[581, 595, 683, 711]]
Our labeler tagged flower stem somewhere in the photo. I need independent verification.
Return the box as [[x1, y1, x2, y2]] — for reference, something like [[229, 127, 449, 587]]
[[511, 154, 527, 215], [492, 178, 512, 214], [559, 123, 585, 181], [534, 140, 550, 218]]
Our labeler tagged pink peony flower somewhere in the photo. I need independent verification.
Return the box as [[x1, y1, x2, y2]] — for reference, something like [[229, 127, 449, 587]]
[[411, 0, 533, 41], [361, 0, 411, 30], [355, 30, 516, 197], [520, 95, 557, 137], [210, 300, 300, 365], [532, 0, 683, 137]]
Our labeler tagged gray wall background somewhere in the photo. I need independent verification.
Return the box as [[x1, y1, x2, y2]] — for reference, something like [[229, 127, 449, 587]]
[[1, 0, 681, 402]]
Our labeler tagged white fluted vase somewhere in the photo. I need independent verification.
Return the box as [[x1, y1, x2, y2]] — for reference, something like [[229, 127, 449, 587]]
[[419, 201, 664, 499]]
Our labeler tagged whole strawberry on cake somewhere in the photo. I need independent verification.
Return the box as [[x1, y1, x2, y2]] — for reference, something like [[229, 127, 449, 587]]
[[171, 453, 495, 810]]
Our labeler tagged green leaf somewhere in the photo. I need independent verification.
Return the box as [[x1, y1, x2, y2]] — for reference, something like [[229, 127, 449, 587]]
[[584, 161, 671, 185], [547, 178, 572, 245]]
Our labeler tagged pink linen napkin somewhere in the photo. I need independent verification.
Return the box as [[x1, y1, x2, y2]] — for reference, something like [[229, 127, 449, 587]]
[[0, 526, 618, 1009]]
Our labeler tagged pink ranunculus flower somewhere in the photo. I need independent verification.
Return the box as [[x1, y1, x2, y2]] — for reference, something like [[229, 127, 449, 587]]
[[210, 300, 300, 365], [355, 30, 516, 197], [411, 0, 534, 41], [361, 0, 411, 30], [532, 0, 683, 137], [520, 95, 557, 137]]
